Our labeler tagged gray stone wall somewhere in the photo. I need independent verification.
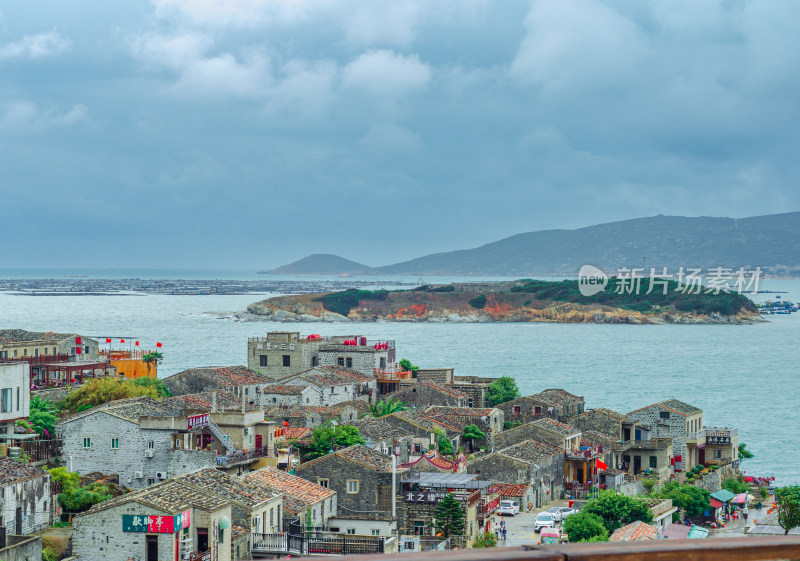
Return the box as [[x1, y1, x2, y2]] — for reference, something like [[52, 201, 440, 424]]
[[416, 369, 454, 384], [318, 348, 387, 377], [449, 383, 488, 408], [627, 405, 699, 470], [388, 385, 467, 410], [573, 412, 623, 438], [260, 387, 321, 407], [294, 456, 391, 516], [1, 475, 51, 535], [467, 453, 564, 508], [0, 535, 41, 561]]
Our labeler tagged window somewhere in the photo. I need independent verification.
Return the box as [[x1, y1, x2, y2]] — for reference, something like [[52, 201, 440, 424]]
[[346, 479, 359, 494], [270, 508, 274, 527], [175, 439, 182, 448], [312, 357, 319, 366], [34, 348, 39, 357], [513, 406, 521, 415], [414, 444, 422, 453], [380, 357, 386, 369], [318, 479, 330, 488], [260, 355, 268, 367], [23, 349, 27, 356], [660, 411, 670, 419], [148, 478, 155, 485], [83, 436, 91, 449], [413, 521, 425, 535], [649, 456, 657, 468], [346, 528, 356, 535], [52, 347, 56, 355], [534, 406, 541, 415], [282, 355, 291, 367], [111, 437, 120, 449], [714, 449, 722, 459], [85, 346, 90, 354], [1, 389, 11, 413], [329, 527, 340, 533], [468, 399, 474, 407], [338, 357, 345, 367], [346, 358, 353, 368], [371, 529, 381, 536], [148, 441, 155, 449], [272, 397, 277, 403], [16, 387, 20, 411]]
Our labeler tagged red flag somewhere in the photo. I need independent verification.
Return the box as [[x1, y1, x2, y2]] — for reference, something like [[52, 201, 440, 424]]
[[596, 459, 608, 471], [283, 421, 289, 427], [120, 339, 125, 343], [156, 342, 163, 348], [135, 341, 139, 346], [105, 338, 111, 343]]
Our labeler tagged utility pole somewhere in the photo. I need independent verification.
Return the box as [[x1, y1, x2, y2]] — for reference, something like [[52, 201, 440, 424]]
[[392, 439, 397, 519]]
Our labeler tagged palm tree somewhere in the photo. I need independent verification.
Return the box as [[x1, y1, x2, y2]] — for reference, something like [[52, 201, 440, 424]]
[[142, 351, 163, 377], [360, 398, 410, 418]]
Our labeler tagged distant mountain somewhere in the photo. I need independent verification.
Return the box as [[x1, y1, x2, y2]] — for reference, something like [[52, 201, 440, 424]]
[[261, 254, 374, 275], [267, 212, 800, 276]]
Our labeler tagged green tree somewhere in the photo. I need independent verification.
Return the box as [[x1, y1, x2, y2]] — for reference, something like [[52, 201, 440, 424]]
[[722, 478, 750, 495], [438, 435, 454, 456], [486, 376, 521, 406], [472, 531, 497, 548], [562, 512, 609, 542], [141, 351, 164, 377], [462, 424, 486, 453], [49, 467, 111, 513], [28, 396, 58, 438], [738, 442, 754, 460], [292, 424, 365, 461], [775, 485, 800, 535], [60, 378, 159, 412], [656, 482, 711, 519], [398, 359, 419, 376], [361, 398, 410, 418], [582, 490, 654, 534], [132, 377, 172, 397], [434, 493, 465, 538], [468, 294, 487, 309]]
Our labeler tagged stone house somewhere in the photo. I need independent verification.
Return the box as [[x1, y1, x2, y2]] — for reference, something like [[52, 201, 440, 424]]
[[327, 515, 395, 537], [496, 389, 585, 426], [609, 520, 659, 542], [0, 363, 29, 436], [163, 365, 274, 405], [72, 478, 233, 561], [245, 466, 337, 528], [0, 329, 100, 378], [702, 426, 739, 466], [261, 385, 322, 407], [467, 439, 565, 508], [421, 406, 504, 450], [380, 410, 461, 457], [397, 453, 464, 474], [276, 366, 376, 407], [489, 483, 535, 513], [0, 457, 51, 535], [627, 399, 703, 471], [451, 375, 496, 408], [388, 382, 468, 410], [572, 408, 635, 440], [59, 395, 276, 489], [344, 417, 413, 463], [247, 332, 395, 381], [264, 404, 361, 428], [415, 368, 455, 385], [294, 445, 398, 516], [175, 468, 283, 534], [535, 389, 585, 418]]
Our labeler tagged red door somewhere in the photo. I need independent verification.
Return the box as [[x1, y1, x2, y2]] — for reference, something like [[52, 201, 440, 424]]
[[255, 434, 263, 450], [699, 448, 705, 465]]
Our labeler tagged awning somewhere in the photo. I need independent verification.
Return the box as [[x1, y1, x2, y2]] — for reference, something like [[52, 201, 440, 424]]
[[710, 498, 723, 509], [710, 489, 736, 503]]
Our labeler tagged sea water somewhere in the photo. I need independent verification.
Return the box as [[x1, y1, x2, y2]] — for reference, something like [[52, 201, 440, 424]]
[[0, 271, 797, 484]]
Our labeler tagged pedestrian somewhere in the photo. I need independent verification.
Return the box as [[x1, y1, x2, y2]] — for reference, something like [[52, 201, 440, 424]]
[[743, 505, 749, 522], [502, 527, 507, 541]]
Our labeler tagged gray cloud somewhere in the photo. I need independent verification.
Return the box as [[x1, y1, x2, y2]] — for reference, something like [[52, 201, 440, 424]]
[[1, 0, 799, 268]]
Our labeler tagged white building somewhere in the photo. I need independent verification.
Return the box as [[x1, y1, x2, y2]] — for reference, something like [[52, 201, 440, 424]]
[[0, 363, 30, 435]]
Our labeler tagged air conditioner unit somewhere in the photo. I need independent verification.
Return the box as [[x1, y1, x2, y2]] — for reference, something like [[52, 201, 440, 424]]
[[243, 427, 251, 436], [134, 471, 144, 479], [8, 447, 21, 458], [144, 449, 154, 458], [156, 472, 166, 479]]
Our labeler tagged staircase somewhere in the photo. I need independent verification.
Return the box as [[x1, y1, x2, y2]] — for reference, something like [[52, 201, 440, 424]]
[[207, 418, 236, 454]]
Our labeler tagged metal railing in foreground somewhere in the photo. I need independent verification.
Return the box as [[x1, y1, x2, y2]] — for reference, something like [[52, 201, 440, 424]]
[[320, 536, 800, 561]]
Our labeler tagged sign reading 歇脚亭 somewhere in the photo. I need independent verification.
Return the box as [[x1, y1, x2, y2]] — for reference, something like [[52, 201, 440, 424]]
[[122, 510, 191, 533], [188, 413, 210, 430]]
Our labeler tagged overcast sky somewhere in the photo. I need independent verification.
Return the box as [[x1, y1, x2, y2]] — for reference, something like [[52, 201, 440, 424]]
[[2, 0, 799, 269]]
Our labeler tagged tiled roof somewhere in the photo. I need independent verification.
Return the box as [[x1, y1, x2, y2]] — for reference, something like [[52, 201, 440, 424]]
[[75, 478, 229, 519], [530, 418, 581, 436], [609, 521, 659, 542], [301, 444, 392, 471], [245, 466, 335, 511], [263, 385, 309, 395], [393, 383, 467, 399], [169, 365, 272, 387], [489, 483, 529, 497], [580, 429, 618, 446], [382, 410, 460, 434], [423, 406, 496, 417], [289, 366, 374, 388], [536, 388, 584, 404], [281, 427, 312, 441], [344, 418, 407, 441], [659, 399, 702, 415], [176, 468, 281, 507], [398, 453, 457, 471], [0, 456, 49, 486], [0, 329, 91, 344], [232, 524, 250, 540], [265, 405, 355, 418], [62, 396, 178, 424], [580, 408, 628, 422], [495, 439, 564, 463], [161, 391, 257, 411]]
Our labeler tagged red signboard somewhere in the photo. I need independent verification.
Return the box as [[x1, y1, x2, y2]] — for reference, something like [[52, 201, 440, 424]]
[[188, 413, 210, 430]]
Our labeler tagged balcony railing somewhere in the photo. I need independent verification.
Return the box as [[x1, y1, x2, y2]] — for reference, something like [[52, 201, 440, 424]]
[[687, 430, 706, 443], [187, 550, 210, 561], [216, 445, 273, 467], [566, 445, 602, 460], [705, 426, 739, 438]]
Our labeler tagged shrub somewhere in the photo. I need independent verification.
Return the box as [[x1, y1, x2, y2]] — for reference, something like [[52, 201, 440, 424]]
[[468, 294, 487, 309], [723, 478, 750, 494], [761, 487, 769, 499], [562, 512, 609, 542], [42, 536, 68, 561]]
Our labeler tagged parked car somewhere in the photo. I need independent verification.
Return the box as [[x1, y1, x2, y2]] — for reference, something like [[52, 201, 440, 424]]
[[545, 507, 565, 522], [557, 507, 578, 521], [498, 500, 520, 516], [534, 513, 556, 533]]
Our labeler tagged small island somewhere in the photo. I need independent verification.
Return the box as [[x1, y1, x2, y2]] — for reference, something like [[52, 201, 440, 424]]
[[240, 279, 762, 324]]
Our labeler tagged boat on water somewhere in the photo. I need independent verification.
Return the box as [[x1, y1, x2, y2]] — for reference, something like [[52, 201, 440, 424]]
[[757, 300, 799, 315]]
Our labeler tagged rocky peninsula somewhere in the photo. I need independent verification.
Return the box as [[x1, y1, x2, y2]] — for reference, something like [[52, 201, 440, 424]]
[[238, 280, 763, 324]]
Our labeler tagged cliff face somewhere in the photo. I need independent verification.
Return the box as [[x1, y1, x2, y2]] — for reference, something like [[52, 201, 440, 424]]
[[245, 291, 762, 324]]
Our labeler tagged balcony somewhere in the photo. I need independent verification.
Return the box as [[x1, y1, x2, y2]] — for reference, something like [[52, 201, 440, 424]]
[[686, 430, 706, 445], [215, 446, 273, 468], [566, 445, 602, 460], [705, 426, 738, 439]]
